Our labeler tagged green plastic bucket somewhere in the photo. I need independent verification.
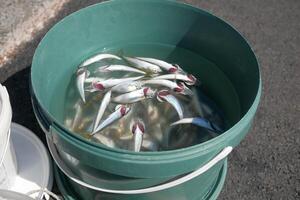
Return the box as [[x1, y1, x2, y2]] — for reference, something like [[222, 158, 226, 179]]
[[30, 0, 261, 199]]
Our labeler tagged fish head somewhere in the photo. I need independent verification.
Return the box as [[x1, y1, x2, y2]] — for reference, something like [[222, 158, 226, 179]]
[[186, 74, 197, 85], [173, 82, 185, 93], [168, 65, 179, 73], [174, 82, 193, 96], [92, 82, 105, 91], [156, 90, 170, 102], [131, 120, 145, 134], [172, 64, 185, 73], [119, 105, 131, 116]]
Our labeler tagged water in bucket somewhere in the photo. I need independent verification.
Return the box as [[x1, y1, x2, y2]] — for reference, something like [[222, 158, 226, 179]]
[[60, 43, 240, 151]]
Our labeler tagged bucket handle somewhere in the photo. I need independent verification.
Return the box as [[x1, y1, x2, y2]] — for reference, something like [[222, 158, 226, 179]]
[[47, 136, 232, 194]]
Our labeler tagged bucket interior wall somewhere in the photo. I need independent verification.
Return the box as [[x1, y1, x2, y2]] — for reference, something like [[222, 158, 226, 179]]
[[31, 0, 260, 129]]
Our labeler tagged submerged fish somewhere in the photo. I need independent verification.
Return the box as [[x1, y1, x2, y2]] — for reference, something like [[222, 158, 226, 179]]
[[157, 90, 183, 119], [136, 57, 180, 73], [92, 105, 131, 135], [76, 67, 89, 103], [112, 87, 156, 104], [171, 117, 223, 133], [131, 119, 145, 152], [123, 56, 162, 74], [80, 53, 121, 67]]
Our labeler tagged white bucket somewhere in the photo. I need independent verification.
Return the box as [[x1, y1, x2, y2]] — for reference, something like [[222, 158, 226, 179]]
[[0, 134, 18, 190], [0, 84, 53, 199], [0, 189, 35, 200], [0, 84, 17, 190]]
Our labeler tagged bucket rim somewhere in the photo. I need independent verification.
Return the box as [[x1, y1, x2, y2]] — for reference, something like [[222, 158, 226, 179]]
[[31, 0, 262, 156]]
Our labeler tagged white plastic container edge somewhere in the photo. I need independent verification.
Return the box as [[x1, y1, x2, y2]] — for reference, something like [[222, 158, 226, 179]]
[[0, 84, 13, 166], [0, 84, 18, 190], [0, 84, 58, 200]]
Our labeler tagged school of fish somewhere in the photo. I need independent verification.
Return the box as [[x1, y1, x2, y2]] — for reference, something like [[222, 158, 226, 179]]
[[74, 53, 223, 152]]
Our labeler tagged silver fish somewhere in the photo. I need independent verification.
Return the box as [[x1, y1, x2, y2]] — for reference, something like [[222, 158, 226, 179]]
[[123, 56, 162, 74], [92, 105, 131, 135], [85, 77, 105, 83], [93, 90, 112, 132], [157, 90, 183, 119], [170, 117, 222, 132], [144, 79, 193, 96], [136, 57, 180, 73], [97, 65, 146, 75], [152, 74, 197, 85], [112, 87, 156, 104], [80, 53, 121, 67], [111, 80, 144, 93], [131, 119, 145, 152], [90, 76, 144, 92], [76, 68, 89, 103]]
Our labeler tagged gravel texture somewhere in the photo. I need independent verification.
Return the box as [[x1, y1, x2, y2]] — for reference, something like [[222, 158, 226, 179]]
[[1, 0, 300, 199]]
